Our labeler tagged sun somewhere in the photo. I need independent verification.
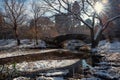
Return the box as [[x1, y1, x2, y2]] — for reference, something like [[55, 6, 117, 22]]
[[94, 2, 104, 14]]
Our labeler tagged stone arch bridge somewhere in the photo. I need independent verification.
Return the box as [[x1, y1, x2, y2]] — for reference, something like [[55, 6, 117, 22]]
[[44, 34, 91, 48]]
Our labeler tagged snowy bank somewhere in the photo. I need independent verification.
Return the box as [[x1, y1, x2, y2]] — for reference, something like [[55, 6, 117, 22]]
[[98, 40, 120, 53], [0, 39, 46, 50], [0, 49, 59, 58]]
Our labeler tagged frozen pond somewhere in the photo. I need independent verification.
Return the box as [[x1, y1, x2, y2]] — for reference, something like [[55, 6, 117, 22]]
[[2, 59, 81, 80]]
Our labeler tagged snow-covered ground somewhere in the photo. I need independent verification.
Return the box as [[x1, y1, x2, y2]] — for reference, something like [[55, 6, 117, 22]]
[[0, 39, 120, 80], [8, 59, 79, 72], [95, 40, 120, 80], [81, 77, 101, 80], [36, 76, 64, 80], [0, 49, 61, 58], [79, 40, 120, 80], [13, 76, 64, 80], [98, 40, 120, 53], [13, 77, 30, 80], [39, 69, 69, 76], [9, 59, 79, 80], [0, 39, 46, 50], [98, 40, 120, 62], [81, 59, 120, 80], [0, 39, 120, 54]]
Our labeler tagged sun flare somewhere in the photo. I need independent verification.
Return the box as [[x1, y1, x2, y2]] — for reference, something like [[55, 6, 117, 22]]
[[94, 2, 104, 14], [102, 0, 108, 4]]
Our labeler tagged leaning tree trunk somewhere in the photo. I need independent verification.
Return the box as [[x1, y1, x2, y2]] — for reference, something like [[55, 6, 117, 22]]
[[14, 24, 20, 46]]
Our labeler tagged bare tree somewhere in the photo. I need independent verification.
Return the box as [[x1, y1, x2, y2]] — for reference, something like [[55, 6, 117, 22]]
[[30, 0, 49, 45], [3, 0, 26, 45], [0, 13, 4, 26], [0, 12, 5, 39], [44, 0, 120, 49]]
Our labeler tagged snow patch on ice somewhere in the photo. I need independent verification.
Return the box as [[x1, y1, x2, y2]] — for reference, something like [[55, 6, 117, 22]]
[[36, 76, 64, 80], [63, 40, 85, 50], [13, 76, 30, 80], [8, 59, 80, 72], [81, 77, 101, 80], [45, 70, 69, 76]]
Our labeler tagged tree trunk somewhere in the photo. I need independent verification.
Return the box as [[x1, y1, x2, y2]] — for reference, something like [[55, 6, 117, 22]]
[[90, 29, 95, 66], [90, 29, 103, 66], [34, 21, 38, 45], [95, 30, 103, 48], [90, 29, 96, 49], [35, 32, 38, 45], [14, 24, 20, 46]]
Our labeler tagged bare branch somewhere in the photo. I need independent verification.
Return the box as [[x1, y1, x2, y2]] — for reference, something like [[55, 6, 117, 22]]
[[102, 15, 120, 31]]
